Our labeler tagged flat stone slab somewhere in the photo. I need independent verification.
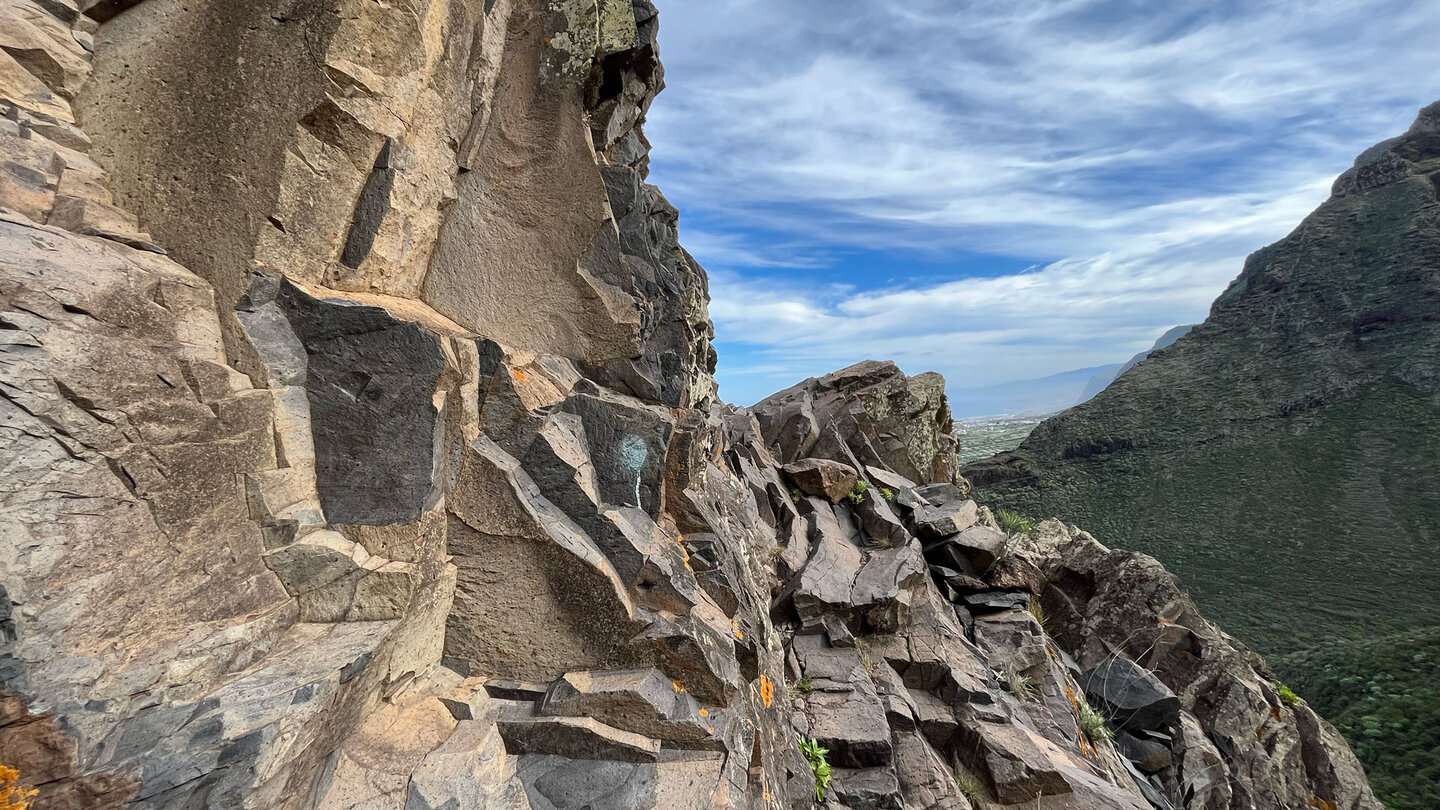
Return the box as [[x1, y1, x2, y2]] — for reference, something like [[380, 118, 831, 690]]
[[498, 716, 661, 763]]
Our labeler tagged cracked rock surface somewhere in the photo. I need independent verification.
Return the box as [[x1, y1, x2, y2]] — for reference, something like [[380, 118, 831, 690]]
[[0, 1, 1381, 808]]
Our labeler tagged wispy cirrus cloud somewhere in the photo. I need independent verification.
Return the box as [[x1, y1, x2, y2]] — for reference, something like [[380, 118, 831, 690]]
[[645, 0, 1440, 409]]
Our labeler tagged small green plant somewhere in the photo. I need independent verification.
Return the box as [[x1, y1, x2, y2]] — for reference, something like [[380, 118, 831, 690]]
[[1077, 696, 1114, 742], [846, 480, 869, 505], [798, 736, 833, 802], [997, 508, 1036, 535], [953, 768, 987, 806], [789, 673, 814, 698], [1027, 599, 1048, 631], [878, 486, 894, 500], [789, 487, 803, 504], [1004, 664, 1036, 701], [1274, 681, 1301, 707]]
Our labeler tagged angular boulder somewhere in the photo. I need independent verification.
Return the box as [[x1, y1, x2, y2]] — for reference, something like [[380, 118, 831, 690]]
[[782, 457, 858, 503]]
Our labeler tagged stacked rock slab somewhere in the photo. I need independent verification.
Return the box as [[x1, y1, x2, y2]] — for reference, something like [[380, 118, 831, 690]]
[[0, 2, 1381, 810]]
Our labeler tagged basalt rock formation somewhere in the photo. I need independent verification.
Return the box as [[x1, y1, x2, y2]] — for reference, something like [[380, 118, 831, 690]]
[[966, 101, 1440, 808], [0, 1, 1382, 808]]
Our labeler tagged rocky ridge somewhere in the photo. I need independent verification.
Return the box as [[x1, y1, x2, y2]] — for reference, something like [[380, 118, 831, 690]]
[[0, 1, 1380, 808]]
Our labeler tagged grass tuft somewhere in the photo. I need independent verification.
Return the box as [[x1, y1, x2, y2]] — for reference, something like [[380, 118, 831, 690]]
[[1004, 664, 1037, 701], [953, 768, 988, 806], [1077, 695, 1114, 742]]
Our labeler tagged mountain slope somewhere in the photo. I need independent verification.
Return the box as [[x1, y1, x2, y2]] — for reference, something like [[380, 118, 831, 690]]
[[1077, 325, 1195, 404], [966, 101, 1440, 809]]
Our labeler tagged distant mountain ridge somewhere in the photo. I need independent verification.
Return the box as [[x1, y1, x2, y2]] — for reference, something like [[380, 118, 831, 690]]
[[965, 100, 1440, 809], [949, 364, 1120, 418], [1076, 325, 1195, 403]]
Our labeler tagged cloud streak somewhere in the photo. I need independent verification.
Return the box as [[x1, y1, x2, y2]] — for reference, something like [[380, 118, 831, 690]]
[[644, 0, 1440, 407]]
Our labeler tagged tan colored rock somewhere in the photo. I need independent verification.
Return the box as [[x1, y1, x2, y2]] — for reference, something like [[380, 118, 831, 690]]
[[423, 0, 641, 367], [0, 0, 91, 98]]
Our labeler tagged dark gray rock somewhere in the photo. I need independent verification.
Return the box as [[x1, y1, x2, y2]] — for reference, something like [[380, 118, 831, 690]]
[[830, 767, 903, 810], [273, 279, 448, 525], [1116, 728, 1172, 773], [913, 483, 965, 507], [514, 754, 658, 810], [498, 716, 661, 762], [912, 499, 979, 539], [753, 360, 959, 485], [950, 525, 1008, 572], [1079, 657, 1179, 734], [853, 491, 910, 549], [539, 668, 723, 749], [558, 389, 673, 517], [962, 592, 1030, 614]]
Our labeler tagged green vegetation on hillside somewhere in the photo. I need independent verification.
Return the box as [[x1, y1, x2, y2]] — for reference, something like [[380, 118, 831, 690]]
[[956, 419, 1040, 464], [1277, 627, 1440, 810], [972, 385, 1440, 806]]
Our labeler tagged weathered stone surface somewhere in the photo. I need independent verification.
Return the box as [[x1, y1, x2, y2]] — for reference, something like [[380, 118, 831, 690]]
[[754, 360, 959, 485], [1116, 728, 1172, 774], [272, 279, 449, 526], [793, 641, 892, 768], [950, 525, 1009, 572], [782, 457, 858, 503], [540, 668, 723, 749], [0, 2, 1384, 808], [1079, 657, 1180, 734], [830, 766, 903, 810], [498, 715, 661, 763], [913, 499, 979, 539]]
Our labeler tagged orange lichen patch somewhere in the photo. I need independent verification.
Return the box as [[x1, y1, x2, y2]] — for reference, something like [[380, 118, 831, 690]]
[[510, 368, 528, 382], [731, 619, 745, 640], [1269, 706, 1283, 723], [0, 765, 36, 810], [699, 708, 710, 717], [673, 679, 687, 693], [1078, 736, 1095, 759], [1308, 797, 1339, 810], [1064, 684, 1080, 712], [758, 675, 774, 708]]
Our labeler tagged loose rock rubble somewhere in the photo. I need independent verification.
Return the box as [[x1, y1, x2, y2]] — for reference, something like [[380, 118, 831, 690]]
[[0, 1, 1381, 808]]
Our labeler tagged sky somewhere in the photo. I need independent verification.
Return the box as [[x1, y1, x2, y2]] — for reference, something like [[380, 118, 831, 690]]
[[642, 0, 1440, 413]]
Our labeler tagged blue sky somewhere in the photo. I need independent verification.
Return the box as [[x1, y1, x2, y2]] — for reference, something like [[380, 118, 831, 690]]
[[642, 0, 1440, 411]]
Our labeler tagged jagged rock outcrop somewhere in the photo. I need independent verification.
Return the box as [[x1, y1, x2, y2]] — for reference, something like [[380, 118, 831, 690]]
[[0, 1, 1381, 808], [965, 100, 1440, 806]]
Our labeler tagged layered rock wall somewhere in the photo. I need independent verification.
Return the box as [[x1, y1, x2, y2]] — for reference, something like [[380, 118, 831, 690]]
[[0, 1, 1380, 808]]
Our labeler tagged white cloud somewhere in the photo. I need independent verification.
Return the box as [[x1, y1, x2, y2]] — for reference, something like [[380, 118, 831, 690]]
[[644, 0, 1440, 406]]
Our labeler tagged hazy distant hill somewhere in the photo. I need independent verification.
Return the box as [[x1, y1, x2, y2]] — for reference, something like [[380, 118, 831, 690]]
[[1076, 324, 1194, 403], [947, 363, 1119, 418]]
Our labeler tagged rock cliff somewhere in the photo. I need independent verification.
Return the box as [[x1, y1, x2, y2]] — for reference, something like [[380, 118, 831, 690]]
[[965, 101, 1440, 808], [0, 1, 1382, 808]]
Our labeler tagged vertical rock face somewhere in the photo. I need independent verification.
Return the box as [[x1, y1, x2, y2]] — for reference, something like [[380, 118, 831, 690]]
[[0, 2, 1379, 809]]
